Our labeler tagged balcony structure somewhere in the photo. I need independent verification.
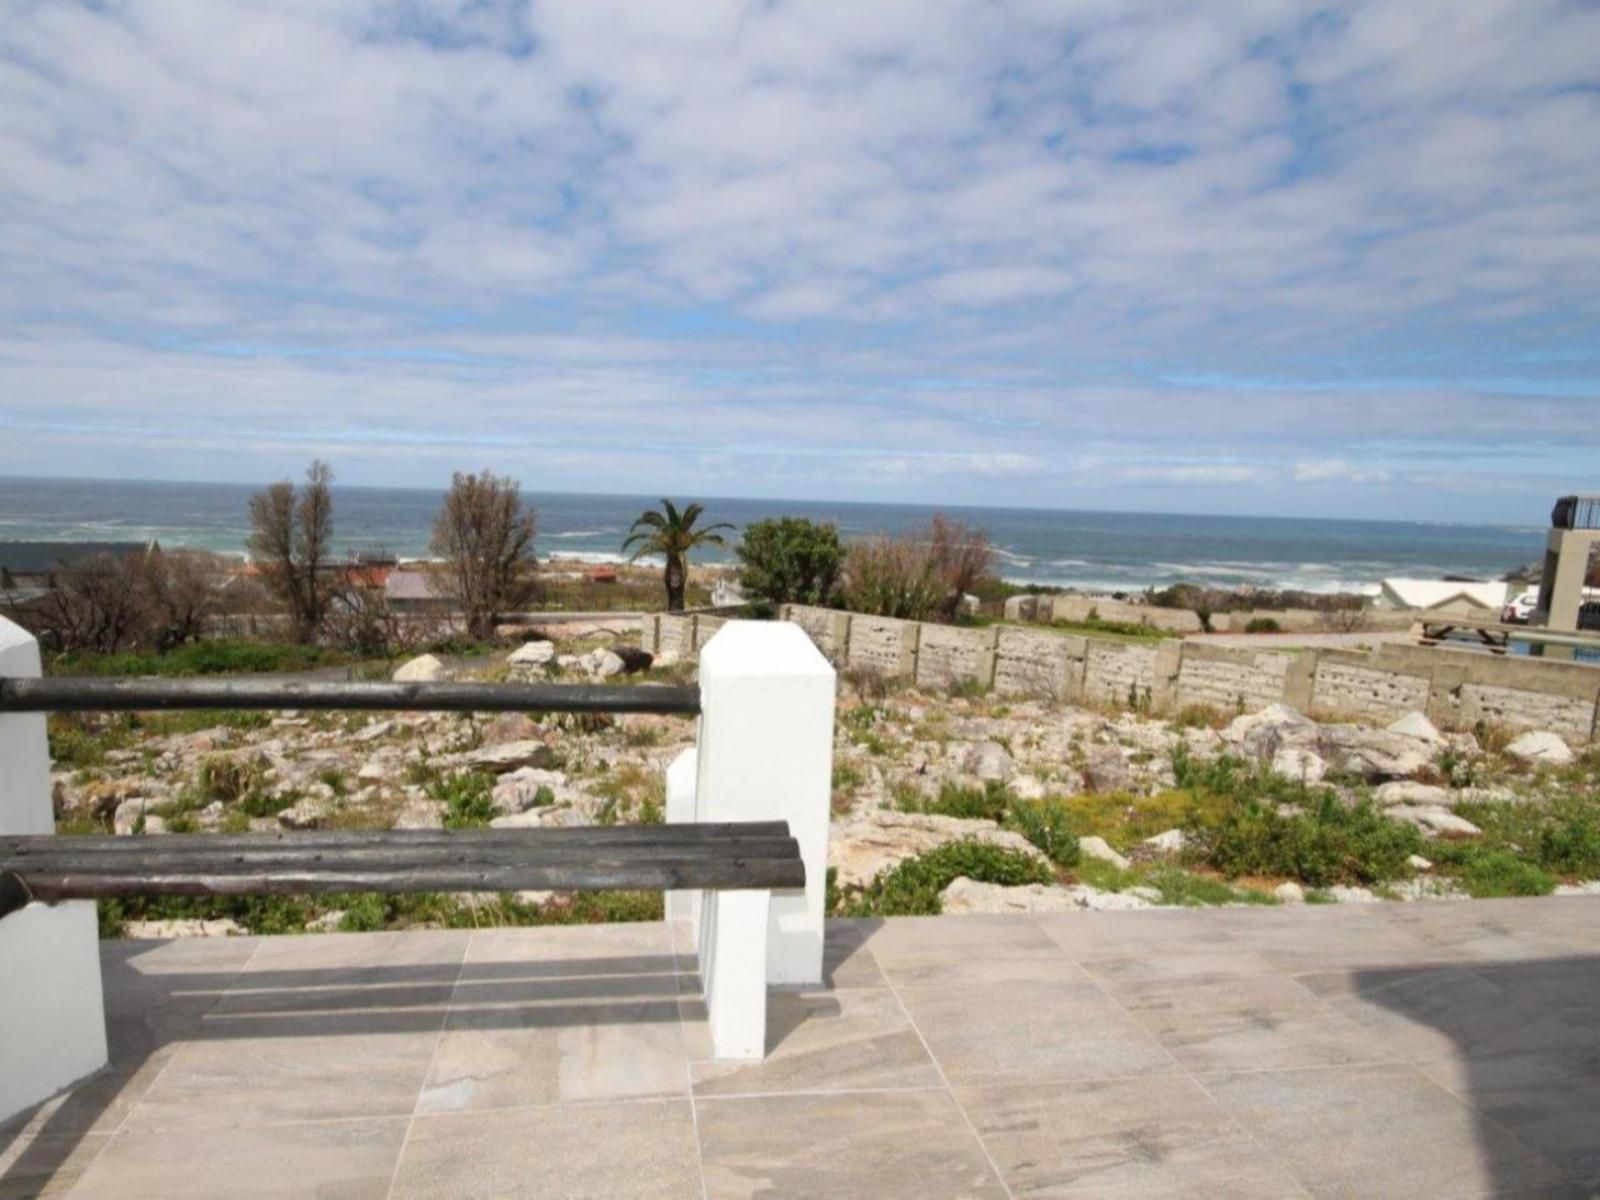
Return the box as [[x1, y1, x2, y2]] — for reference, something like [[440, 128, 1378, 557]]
[[2, 898, 1597, 1197]]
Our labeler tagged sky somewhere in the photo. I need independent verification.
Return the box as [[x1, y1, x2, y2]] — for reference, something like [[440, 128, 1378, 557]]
[[1, 0, 1598, 524]]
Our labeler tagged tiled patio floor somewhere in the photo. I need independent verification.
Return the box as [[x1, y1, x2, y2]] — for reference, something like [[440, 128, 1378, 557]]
[[4, 896, 1599, 1198]]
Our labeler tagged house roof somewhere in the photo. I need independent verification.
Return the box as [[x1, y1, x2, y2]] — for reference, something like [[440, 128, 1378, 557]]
[[385, 571, 453, 601], [0, 541, 150, 573], [1379, 578, 1508, 610]]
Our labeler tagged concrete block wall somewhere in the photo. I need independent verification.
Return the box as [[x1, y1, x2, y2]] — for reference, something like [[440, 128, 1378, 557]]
[[644, 605, 1600, 744]]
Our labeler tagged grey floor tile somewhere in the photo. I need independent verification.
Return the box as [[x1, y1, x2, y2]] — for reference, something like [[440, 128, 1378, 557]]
[[1369, 899, 1600, 963], [1205, 1062, 1569, 1198], [895, 980, 1176, 1086], [1112, 972, 1396, 1073], [822, 919, 890, 988], [416, 992, 687, 1112], [0, 1132, 110, 1199], [1423, 1048, 1600, 1185], [393, 1100, 701, 1199], [64, 1117, 407, 1198], [123, 1030, 442, 1130], [689, 987, 941, 1095], [860, 913, 1069, 973], [959, 1074, 1306, 1197], [1300, 965, 1596, 1064], [697, 1089, 1005, 1199]]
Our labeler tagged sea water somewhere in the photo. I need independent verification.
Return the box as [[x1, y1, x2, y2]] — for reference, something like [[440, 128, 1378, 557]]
[[0, 476, 1544, 596]]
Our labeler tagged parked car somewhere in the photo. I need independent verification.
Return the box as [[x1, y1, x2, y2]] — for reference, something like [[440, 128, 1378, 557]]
[[1501, 589, 1538, 624]]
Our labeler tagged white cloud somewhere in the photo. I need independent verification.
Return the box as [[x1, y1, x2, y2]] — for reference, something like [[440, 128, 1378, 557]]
[[0, 0, 1596, 519]]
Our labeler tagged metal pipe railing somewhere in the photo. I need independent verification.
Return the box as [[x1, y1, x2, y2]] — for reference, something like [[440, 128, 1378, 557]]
[[0, 677, 700, 716]]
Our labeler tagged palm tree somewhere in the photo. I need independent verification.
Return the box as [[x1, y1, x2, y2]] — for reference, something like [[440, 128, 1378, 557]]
[[622, 499, 733, 612]]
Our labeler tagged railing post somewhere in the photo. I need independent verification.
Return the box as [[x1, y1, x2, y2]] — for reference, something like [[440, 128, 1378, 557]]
[[695, 621, 835, 986], [0, 617, 108, 1126], [663, 747, 699, 923]]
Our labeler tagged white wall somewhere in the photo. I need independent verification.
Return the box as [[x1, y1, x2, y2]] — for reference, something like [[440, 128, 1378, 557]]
[[0, 617, 109, 1125]]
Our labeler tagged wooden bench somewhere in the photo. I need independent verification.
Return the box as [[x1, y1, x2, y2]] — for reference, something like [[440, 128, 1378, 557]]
[[0, 821, 804, 1060], [0, 821, 802, 917]]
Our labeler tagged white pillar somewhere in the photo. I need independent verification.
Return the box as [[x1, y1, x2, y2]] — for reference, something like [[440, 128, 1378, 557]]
[[695, 621, 835, 987], [700, 889, 770, 1060], [664, 747, 699, 924], [0, 617, 109, 1125]]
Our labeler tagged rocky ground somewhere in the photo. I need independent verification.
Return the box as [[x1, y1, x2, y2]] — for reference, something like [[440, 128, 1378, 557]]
[[44, 629, 1600, 935]]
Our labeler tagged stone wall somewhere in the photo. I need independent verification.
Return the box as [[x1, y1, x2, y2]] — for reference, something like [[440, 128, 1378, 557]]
[[639, 606, 1600, 743], [1003, 594, 1415, 634]]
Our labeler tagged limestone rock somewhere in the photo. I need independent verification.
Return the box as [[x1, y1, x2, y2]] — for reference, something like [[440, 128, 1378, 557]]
[[1226, 703, 1318, 759], [1505, 730, 1575, 767], [355, 720, 395, 743], [1387, 805, 1482, 838], [1270, 747, 1327, 785], [507, 640, 557, 668], [1319, 726, 1432, 781], [962, 741, 1014, 783], [1143, 828, 1187, 856], [1328, 885, 1379, 903], [464, 739, 556, 773], [1008, 774, 1047, 801], [491, 767, 569, 815], [392, 653, 447, 683], [1083, 747, 1131, 794], [1386, 712, 1444, 745], [939, 878, 1085, 914], [123, 918, 248, 939], [1408, 854, 1434, 871], [938, 877, 1155, 914], [277, 794, 334, 830], [1374, 781, 1452, 808], [829, 810, 1045, 890], [112, 798, 163, 836], [1273, 882, 1305, 904], [1078, 836, 1131, 871]]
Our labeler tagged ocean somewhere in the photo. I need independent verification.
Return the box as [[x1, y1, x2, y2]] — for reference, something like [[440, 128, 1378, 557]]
[[0, 476, 1545, 596]]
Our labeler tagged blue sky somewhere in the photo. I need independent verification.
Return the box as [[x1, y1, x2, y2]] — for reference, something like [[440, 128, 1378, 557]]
[[1, 0, 1597, 523]]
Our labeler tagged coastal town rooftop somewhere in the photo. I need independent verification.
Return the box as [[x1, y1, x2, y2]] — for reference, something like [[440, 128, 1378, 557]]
[[4, 898, 1598, 1198]]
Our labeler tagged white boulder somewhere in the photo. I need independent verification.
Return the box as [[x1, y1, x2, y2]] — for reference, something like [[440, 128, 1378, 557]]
[[1273, 882, 1305, 904], [508, 640, 556, 667], [1374, 781, 1453, 808], [962, 741, 1014, 783], [1078, 836, 1131, 871], [1271, 747, 1327, 785], [464, 739, 556, 773], [1505, 731, 1575, 767], [1386, 712, 1445, 745], [393, 654, 447, 683], [1387, 805, 1482, 838], [1143, 829, 1187, 856]]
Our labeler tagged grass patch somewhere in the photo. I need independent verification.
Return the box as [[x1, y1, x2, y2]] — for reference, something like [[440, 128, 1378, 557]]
[[49, 639, 354, 678], [428, 770, 497, 829], [833, 841, 1053, 917], [1005, 798, 1080, 867], [1454, 850, 1556, 898], [1146, 866, 1275, 907], [1187, 792, 1421, 887]]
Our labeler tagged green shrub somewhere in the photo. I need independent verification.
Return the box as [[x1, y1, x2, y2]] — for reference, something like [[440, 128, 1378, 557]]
[[431, 770, 497, 829], [1538, 810, 1600, 878], [1188, 793, 1421, 886], [1005, 798, 1080, 866], [835, 840, 1053, 917], [1244, 617, 1282, 634], [51, 639, 350, 678], [735, 516, 845, 608], [1146, 866, 1274, 907], [896, 779, 1013, 823], [1458, 850, 1556, 898]]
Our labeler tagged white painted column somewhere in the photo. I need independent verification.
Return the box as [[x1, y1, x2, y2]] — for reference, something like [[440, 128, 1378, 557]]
[[0, 617, 109, 1125], [663, 747, 699, 924], [700, 889, 770, 1060], [695, 621, 835, 987]]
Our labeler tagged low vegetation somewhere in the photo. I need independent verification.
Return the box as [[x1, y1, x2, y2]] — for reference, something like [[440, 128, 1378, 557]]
[[831, 841, 1053, 917]]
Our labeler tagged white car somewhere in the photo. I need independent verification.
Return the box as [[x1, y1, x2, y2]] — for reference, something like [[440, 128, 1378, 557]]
[[1501, 589, 1538, 624]]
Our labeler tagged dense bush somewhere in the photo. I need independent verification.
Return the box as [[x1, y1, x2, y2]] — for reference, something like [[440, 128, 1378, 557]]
[[895, 779, 1013, 823], [839, 513, 995, 622], [1244, 617, 1282, 634], [835, 840, 1053, 916], [1455, 850, 1556, 898], [735, 517, 845, 608], [1187, 792, 1422, 886], [1006, 798, 1080, 867]]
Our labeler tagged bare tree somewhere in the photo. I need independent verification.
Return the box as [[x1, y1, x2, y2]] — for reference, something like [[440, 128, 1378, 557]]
[[20, 554, 148, 654], [247, 460, 335, 643], [927, 513, 996, 620], [430, 470, 537, 639], [136, 547, 223, 648]]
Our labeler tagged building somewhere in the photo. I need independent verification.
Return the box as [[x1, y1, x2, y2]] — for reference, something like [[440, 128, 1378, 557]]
[[1532, 495, 1600, 657], [1374, 578, 1508, 616]]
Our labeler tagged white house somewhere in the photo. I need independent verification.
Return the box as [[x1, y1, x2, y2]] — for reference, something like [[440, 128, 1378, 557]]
[[1376, 578, 1508, 615]]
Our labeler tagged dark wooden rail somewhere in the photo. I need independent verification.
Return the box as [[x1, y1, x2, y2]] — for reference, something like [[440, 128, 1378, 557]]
[[0, 823, 804, 919], [0, 677, 700, 716]]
